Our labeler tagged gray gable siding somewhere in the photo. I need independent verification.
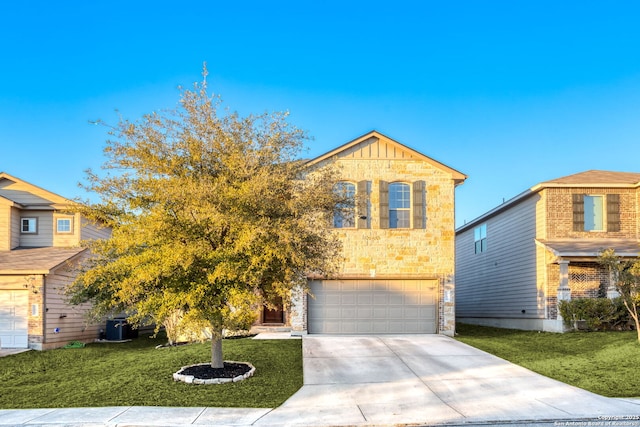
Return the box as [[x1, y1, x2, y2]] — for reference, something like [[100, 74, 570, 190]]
[[455, 194, 541, 319], [19, 211, 54, 247]]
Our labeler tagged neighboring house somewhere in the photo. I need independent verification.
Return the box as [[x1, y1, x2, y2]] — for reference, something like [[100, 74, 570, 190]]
[[455, 170, 640, 332], [0, 172, 109, 350], [255, 131, 467, 336]]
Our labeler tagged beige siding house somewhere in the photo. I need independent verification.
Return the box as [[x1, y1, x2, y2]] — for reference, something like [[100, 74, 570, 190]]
[[256, 131, 466, 336], [0, 172, 110, 350], [455, 170, 640, 332]]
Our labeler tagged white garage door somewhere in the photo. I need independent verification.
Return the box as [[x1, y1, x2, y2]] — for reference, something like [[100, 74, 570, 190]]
[[308, 279, 437, 334], [0, 290, 29, 348]]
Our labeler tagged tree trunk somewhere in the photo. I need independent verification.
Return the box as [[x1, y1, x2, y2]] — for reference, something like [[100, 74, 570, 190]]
[[211, 327, 224, 369], [622, 299, 640, 343]]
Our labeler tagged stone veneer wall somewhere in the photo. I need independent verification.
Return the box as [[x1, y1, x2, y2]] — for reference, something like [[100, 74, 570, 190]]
[[310, 155, 459, 335]]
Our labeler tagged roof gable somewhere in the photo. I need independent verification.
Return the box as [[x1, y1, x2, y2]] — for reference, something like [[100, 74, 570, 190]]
[[0, 172, 71, 208], [306, 131, 467, 183], [538, 170, 640, 187]]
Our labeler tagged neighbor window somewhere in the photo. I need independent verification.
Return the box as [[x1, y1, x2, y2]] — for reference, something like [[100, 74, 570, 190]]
[[584, 195, 604, 231], [21, 217, 37, 233], [56, 218, 72, 233], [389, 183, 411, 229], [333, 182, 356, 228], [474, 224, 487, 254], [573, 194, 619, 232]]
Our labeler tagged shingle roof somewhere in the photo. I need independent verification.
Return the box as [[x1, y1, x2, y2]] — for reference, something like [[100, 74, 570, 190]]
[[536, 239, 640, 259], [0, 247, 86, 274], [541, 170, 640, 186]]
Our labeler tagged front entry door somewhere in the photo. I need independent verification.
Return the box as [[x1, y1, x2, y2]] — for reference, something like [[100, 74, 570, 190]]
[[263, 297, 284, 324]]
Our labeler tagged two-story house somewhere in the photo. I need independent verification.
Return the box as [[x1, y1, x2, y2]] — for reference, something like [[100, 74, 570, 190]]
[[255, 131, 467, 336], [0, 172, 109, 349], [455, 170, 640, 332]]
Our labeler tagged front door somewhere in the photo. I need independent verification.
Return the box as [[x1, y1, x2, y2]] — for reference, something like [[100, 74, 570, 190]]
[[263, 297, 284, 324]]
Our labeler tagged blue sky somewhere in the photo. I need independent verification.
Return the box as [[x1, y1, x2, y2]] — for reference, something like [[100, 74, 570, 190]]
[[2, 1, 640, 227]]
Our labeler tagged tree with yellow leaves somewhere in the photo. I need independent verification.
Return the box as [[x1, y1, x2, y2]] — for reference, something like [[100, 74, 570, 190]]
[[69, 69, 343, 368]]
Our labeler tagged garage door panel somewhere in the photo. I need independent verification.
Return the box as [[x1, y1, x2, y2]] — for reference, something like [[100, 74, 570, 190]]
[[0, 290, 29, 349], [373, 294, 388, 305], [405, 292, 424, 304], [356, 307, 373, 317], [325, 295, 341, 305], [308, 280, 437, 334], [388, 295, 404, 305], [357, 294, 372, 304], [341, 294, 356, 304], [403, 307, 421, 318]]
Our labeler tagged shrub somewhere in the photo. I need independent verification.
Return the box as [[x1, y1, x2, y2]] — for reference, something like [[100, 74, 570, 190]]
[[559, 297, 631, 331]]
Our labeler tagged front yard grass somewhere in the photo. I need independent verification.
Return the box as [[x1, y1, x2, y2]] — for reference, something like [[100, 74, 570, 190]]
[[0, 334, 302, 409], [455, 323, 640, 398]]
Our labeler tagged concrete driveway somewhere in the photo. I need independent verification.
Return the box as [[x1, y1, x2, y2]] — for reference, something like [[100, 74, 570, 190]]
[[257, 334, 640, 426]]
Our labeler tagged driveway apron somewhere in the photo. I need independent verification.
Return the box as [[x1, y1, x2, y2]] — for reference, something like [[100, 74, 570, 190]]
[[256, 334, 640, 426]]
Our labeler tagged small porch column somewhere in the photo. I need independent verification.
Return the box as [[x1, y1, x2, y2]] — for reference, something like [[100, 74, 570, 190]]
[[557, 260, 571, 302], [606, 268, 620, 299]]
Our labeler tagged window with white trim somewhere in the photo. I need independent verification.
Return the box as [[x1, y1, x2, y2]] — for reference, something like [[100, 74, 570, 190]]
[[56, 217, 73, 233], [21, 217, 37, 234], [389, 182, 411, 229]]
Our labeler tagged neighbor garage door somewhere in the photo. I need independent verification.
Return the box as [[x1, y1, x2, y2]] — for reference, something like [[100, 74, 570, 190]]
[[308, 279, 437, 334], [0, 290, 29, 348]]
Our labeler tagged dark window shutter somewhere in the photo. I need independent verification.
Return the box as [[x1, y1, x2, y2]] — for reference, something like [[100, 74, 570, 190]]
[[572, 194, 584, 231], [357, 180, 370, 229], [412, 180, 425, 229], [379, 181, 389, 229], [607, 194, 620, 232]]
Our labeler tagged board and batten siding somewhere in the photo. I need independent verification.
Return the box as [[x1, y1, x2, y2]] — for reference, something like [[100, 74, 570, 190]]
[[456, 194, 541, 323]]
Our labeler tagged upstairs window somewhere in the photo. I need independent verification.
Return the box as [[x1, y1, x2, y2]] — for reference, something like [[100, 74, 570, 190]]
[[333, 182, 356, 228], [474, 224, 487, 254], [573, 194, 619, 232], [56, 218, 73, 233], [21, 217, 37, 234], [389, 183, 411, 229], [379, 181, 425, 229], [584, 195, 604, 231]]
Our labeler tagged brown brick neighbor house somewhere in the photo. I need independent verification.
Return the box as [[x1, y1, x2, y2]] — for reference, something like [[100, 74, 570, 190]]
[[255, 131, 467, 336], [455, 170, 640, 332], [0, 172, 109, 349]]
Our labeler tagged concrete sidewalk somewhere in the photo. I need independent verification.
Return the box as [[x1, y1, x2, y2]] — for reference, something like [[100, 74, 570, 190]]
[[1, 334, 640, 426]]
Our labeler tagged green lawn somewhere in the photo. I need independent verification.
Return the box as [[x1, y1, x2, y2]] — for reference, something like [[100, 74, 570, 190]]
[[0, 334, 302, 409], [455, 323, 640, 398]]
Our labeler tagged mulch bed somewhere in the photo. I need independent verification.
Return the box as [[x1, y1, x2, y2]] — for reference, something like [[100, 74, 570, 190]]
[[179, 362, 252, 379]]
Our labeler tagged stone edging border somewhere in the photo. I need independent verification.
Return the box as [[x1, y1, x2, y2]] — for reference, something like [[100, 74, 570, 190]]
[[173, 360, 256, 385]]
